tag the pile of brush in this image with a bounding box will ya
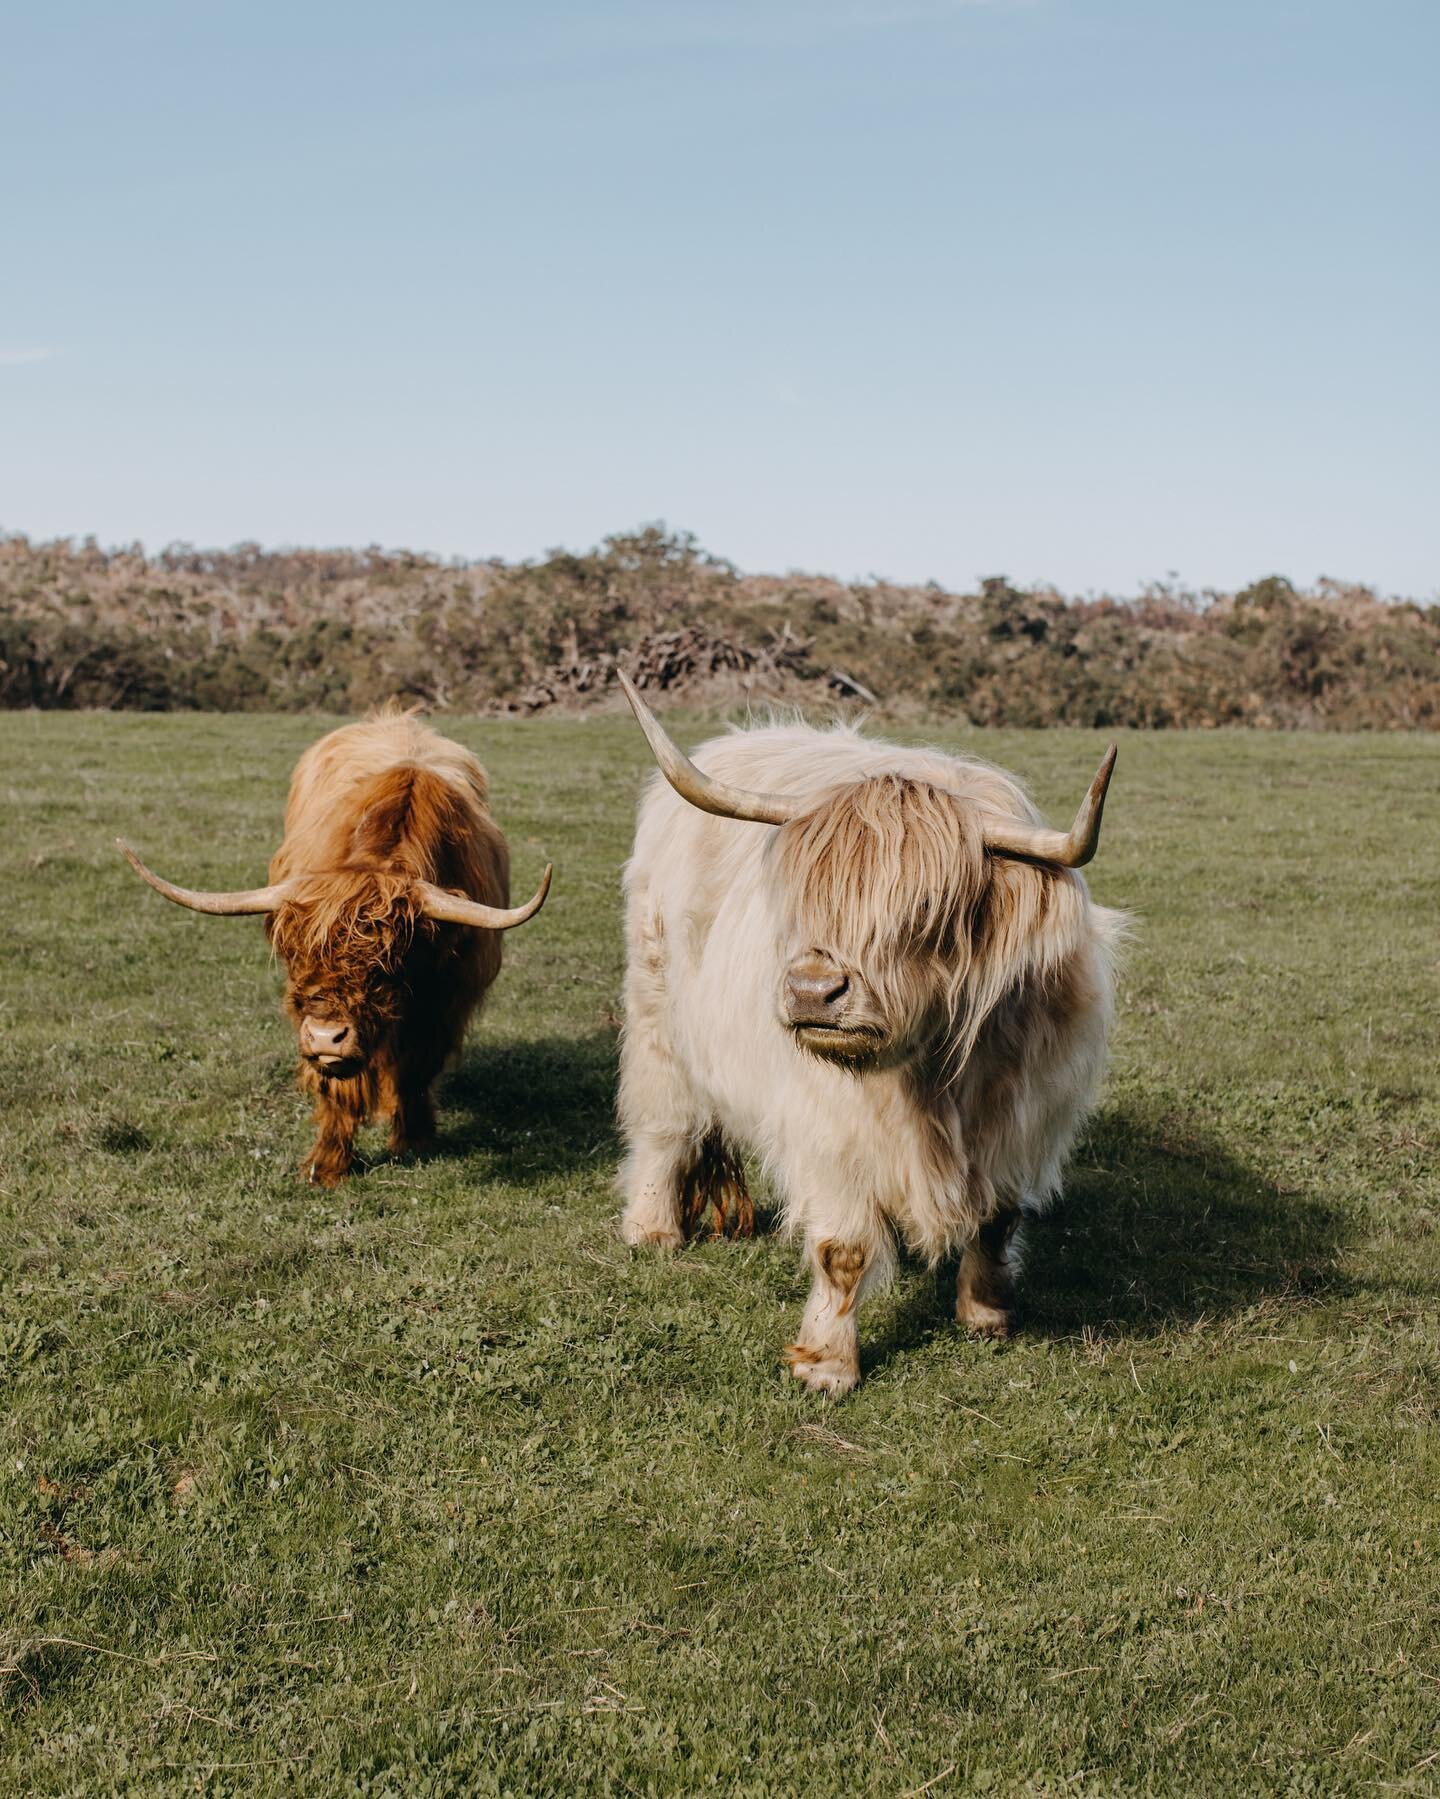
[508,621,835,713]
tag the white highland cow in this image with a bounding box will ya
[615,672,1125,1394]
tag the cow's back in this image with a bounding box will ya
[272,709,492,880]
[627,720,1050,941]
[677,723,1042,817]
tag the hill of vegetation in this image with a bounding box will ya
[2,526,1435,726]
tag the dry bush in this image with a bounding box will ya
[2,529,1436,727]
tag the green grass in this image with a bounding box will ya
[2,713,1439,1796]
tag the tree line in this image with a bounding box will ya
[2,526,1435,727]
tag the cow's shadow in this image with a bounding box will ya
[862,1106,1350,1371]
[434,1027,621,1177]
[432,1043,1350,1366]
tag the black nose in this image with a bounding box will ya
[785,959,850,1022]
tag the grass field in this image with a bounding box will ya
[3,712,1439,1796]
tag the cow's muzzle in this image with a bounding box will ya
[784,957,851,1025]
[299,1016,361,1072]
[784,956,884,1061]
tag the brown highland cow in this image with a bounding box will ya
[119,706,550,1184]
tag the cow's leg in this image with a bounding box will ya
[680,1130,754,1240]
[785,1227,891,1396]
[617,1032,702,1249]
[304,1080,365,1187]
[389,1082,437,1158]
[619,1121,702,1251]
[617,901,709,1251]
[956,1208,1020,1338]
[384,1045,442,1159]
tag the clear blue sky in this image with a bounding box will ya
[2,0,1435,594]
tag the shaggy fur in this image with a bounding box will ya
[264,706,510,1184]
[618,720,1126,1393]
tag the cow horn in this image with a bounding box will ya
[117,839,300,915]
[616,669,803,826]
[414,863,552,930]
[974,744,1118,868]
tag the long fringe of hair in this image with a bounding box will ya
[267,760,508,1005]
[778,774,1092,1073]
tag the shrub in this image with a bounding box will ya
[1,528,1435,726]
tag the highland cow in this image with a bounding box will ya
[615,671,1124,1393]
[119,707,550,1184]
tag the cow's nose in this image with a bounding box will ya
[784,958,850,1022]
[300,1017,351,1059]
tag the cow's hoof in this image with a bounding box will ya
[958,1299,1013,1340]
[784,1344,860,1396]
[389,1136,435,1161]
[620,1211,684,1252]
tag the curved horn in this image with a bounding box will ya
[616,668,802,826]
[414,863,552,931]
[117,839,299,915]
[974,744,1118,868]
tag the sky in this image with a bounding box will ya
[1,0,1435,595]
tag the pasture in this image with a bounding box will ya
[2,711,1438,1795]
